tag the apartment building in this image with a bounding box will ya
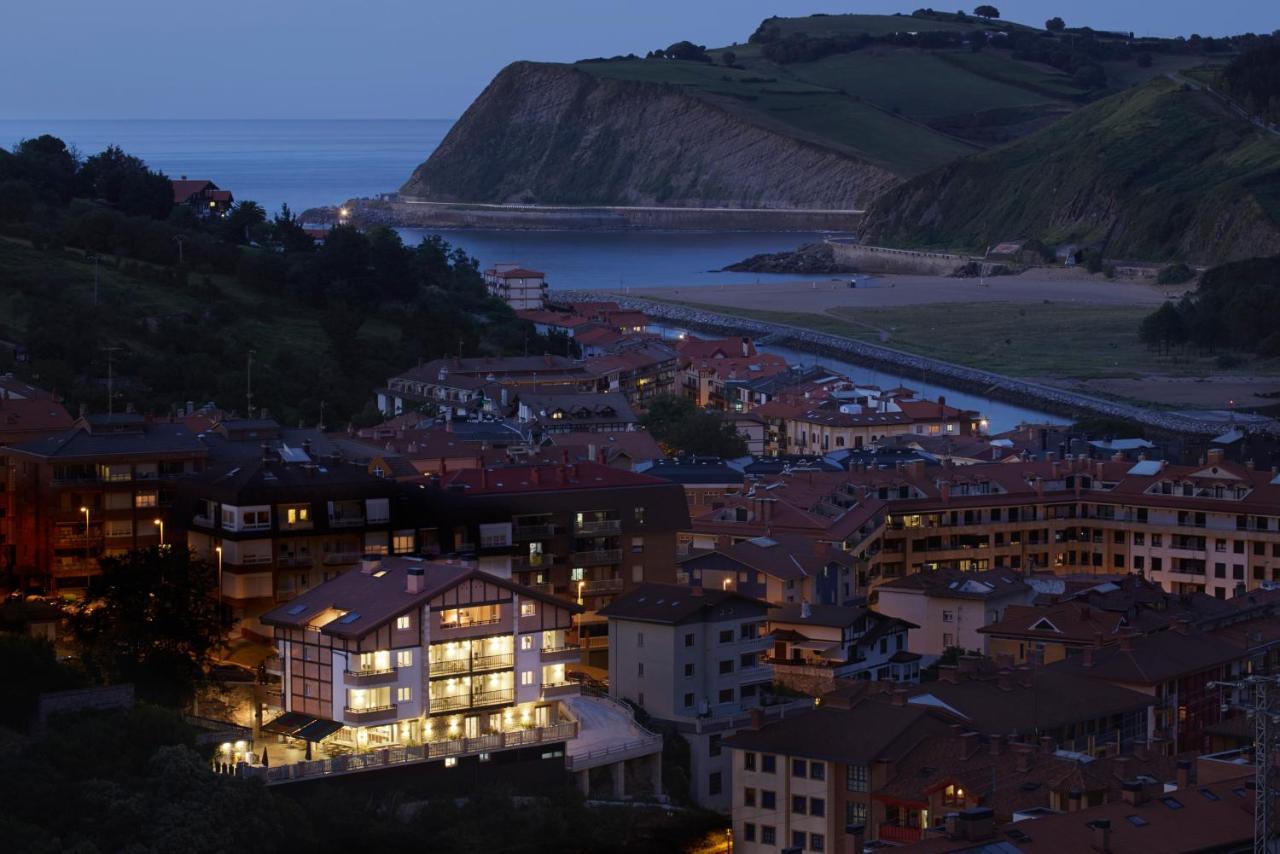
[377,356,595,418]
[261,556,580,758]
[765,603,920,692]
[582,340,678,410]
[599,582,776,810]
[4,413,207,591]
[678,533,861,606]
[874,568,1035,656]
[418,461,690,664]
[677,337,790,410]
[178,443,409,637]
[483,264,547,310]
[754,395,978,456]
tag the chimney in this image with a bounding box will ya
[812,538,826,557]
[1014,744,1034,772]
[957,731,980,758]
[800,601,812,620]
[1121,779,1147,806]
[1207,448,1225,465]
[940,482,950,503]
[1067,790,1083,812]
[959,807,994,842]
[891,688,909,707]
[406,563,424,594]
[988,734,1005,756]
[360,557,380,574]
[1090,819,1111,853]
[1176,758,1192,789]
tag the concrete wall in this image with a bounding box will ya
[828,240,969,275]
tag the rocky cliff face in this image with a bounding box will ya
[400,62,898,209]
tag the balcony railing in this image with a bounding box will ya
[344,668,399,685]
[343,704,398,723]
[429,657,471,676]
[878,825,924,844]
[580,577,624,595]
[470,688,514,708]
[439,616,502,630]
[428,688,514,713]
[514,524,559,541]
[429,694,471,713]
[328,516,366,528]
[471,652,514,672]
[575,519,621,535]
[322,551,363,565]
[571,549,622,566]
[277,556,315,569]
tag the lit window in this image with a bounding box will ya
[521,635,534,650]
[521,671,534,686]
[396,687,411,702]
[396,615,411,630]
[396,650,413,668]
[444,757,457,768]
[520,602,536,617]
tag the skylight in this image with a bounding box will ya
[337,612,362,624]
[1160,796,1183,810]
[286,604,308,615]
[1125,815,1149,827]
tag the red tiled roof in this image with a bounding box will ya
[489,268,544,279]
[171,179,215,203]
[444,459,666,494]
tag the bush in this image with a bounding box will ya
[1157,262,1196,284]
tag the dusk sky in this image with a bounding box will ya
[3,0,1275,119]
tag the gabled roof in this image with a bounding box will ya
[597,582,769,625]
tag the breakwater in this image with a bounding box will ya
[563,290,1277,437]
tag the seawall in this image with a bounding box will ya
[826,238,971,275]
[560,290,1279,437]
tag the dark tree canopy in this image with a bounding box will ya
[1046,16,1066,32]
[640,394,748,458]
[973,5,1000,19]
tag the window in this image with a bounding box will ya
[793,831,806,850]
[942,633,954,648]
[792,758,807,778]
[637,632,644,648]
[631,536,644,554]
[719,629,734,644]
[135,491,158,508]
[571,567,584,581]
[943,783,966,806]
[709,772,722,796]
[792,795,807,815]
[846,764,868,792]
[810,762,825,781]
[710,734,722,757]
[809,797,825,817]
[395,615,411,630]
[761,790,776,810]
[634,506,646,524]
[942,610,955,623]
[520,602,536,617]
[718,688,734,703]
[285,505,310,526]
[395,650,413,668]
[521,671,534,686]
[744,752,756,772]
[810,832,825,852]
[719,659,734,675]
[744,787,756,807]
[845,801,867,825]
[637,662,645,677]
[744,823,756,843]
[396,686,411,702]
[521,635,533,650]
[392,533,414,554]
[740,652,757,669]
[684,633,695,647]
[683,692,694,708]
[684,662,695,677]
[762,754,776,774]
[761,826,776,846]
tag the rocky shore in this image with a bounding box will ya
[721,242,856,274]
[560,290,1279,437]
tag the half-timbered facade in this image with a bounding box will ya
[261,556,582,753]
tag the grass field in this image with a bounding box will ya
[644,295,1280,382]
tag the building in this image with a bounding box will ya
[171,178,233,216]
[4,414,208,591]
[583,341,678,410]
[0,376,73,446]
[765,602,920,691]
[260,556,581,759]
[419,462,690,663]
[635,457,748,511]
[677,533,861,605]
[599,582,781,810]
[515,390,639,435]
[483,264,547,310]
[874,568,1035,656]
[178,440,411,638]
[758,395,979,456]
[377,356,595,418]
[677,337,790,410]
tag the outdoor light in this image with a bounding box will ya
[154,518,165,546]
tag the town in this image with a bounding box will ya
[3,251,1279,853]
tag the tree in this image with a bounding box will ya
[662,40,711,62]
[721,50,737,67]
[1046,16,1066,32]
[70,546,232,705]
[221,200,267,244]
[640,394,748,458]
[1139,302,1187,354]
[973,5,1000,19]
[77,145,173,219]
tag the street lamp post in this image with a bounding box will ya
[154,518,165,547]
[215,546,223,611]
[577,580,584,606]
[80,506,90,548]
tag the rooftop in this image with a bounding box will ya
[597,582,769,626]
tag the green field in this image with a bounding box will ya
[645,297,1279,382]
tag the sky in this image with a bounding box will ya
[2,0,1275,119]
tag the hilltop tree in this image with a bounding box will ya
[1139,302,1187,354]
[662,40,711,62]
[973,5,1000,19]
[77,145,173,219]
[721,50,737,67]
[1046,16,1066,32]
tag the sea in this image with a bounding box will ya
[0,118,1051,429]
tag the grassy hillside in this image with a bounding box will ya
[858,78,1280,262]
[569,12,1199,178]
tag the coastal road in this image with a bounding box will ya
[397,198,866,215]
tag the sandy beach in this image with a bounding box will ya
[614,267,1180,311]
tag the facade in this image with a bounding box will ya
[178,443,410,637]
[874,567,1035,656]
[677,337,790,410]
[516,390,639,435]
[377,356,594,418]
[756,395,978,457]
[599,582,776,810]
[483,264,547,310]
[4,414,207,590]
[765,603,920,692]
[419,462,690,664]
[261,557,580,756]
[678,533,861,606]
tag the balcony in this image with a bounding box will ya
[580,577,624,595]
[429,657,471,676]
[471,652,514,673]
[322,551,363,565]
[429,694,471,713]
[878,825,924,844]
[571,549,622,567]
[540,681,579,699]
[428,688,514,713]
[328,516,366,528]
[539,643,581,662]
[514,523,559,541]
[344,668,400,686]
[470,688,514,708]
[575,519,621,536]
[277,556,315,569]
[343,704,398,724]
[439,615,501,630]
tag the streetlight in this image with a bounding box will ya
[577,580,584,606]
[722,577,732,591]
[725,827,732,853]
[215,545,224,611]
[154,518,165,547]
[80,506,90,546]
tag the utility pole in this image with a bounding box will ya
[174,234,186,266]
[101,346,122,418]
[1211,675,1280,854]
[246,350,256,419]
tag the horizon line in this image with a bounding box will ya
[0,117,458,123]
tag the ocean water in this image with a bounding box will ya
[0,118,1051,428]
[0,118,452,215]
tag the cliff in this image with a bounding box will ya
[400,62,898,209]
[858,78,1280,264]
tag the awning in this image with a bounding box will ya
[262,711,342,741]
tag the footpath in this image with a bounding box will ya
[562,290,1280,437]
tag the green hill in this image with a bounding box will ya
[857,77,1280,263]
